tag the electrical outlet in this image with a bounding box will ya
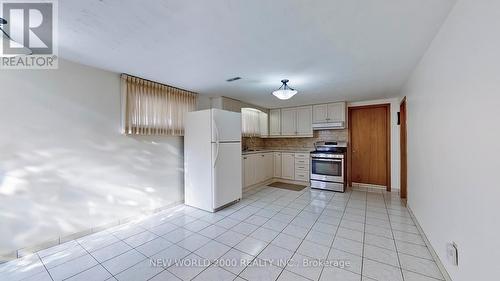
[447,242,459,266]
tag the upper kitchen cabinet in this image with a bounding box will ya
[312,104,328,123]
[328,102,346,123]
[247,106,313,138]
[296,106,313,135]
[281,108,297,136]
[269,109,281,136]
[259,111,269,137]
[281,106,313,137]
[312,102,346,129]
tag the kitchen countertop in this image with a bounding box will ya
[242,148,313,155]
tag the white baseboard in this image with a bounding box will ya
[0,200,184,263]
[352,182,386,189]
[407,206,452,281]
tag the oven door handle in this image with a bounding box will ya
[312,158,343,162]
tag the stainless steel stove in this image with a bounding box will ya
[310,141,347,192]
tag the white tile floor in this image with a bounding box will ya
[0,186,445,281]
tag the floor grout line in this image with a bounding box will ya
[272,189,337,281]
[36,252,55,281]
[317,189,353,280]
[74,239,116,281]
[150,186,315,281]
[360,188,368,279]
[235,187,321,280]
[385,191,407,281]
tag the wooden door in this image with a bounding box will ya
[296,106,313,135]
[281,108,297,135]
[349,105,390,189]
[400,98,407,199]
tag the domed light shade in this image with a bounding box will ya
[272,79,298,100]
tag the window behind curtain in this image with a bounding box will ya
[121,74,197,136]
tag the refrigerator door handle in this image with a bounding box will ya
[214,121,220,167]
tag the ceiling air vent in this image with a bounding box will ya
[226,77,241,82]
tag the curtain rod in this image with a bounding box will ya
[121,73,198,95]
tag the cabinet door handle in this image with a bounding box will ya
[243,157,247,159]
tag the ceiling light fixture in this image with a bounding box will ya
[0,17,32,57]
[272,79,298,100]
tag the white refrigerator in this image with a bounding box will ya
[184,109,242,212]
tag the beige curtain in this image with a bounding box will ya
[121,74,197,136]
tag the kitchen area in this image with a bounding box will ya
[185,95,395,212]
[235,98,349,193]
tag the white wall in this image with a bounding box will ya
[0,60,185,256]
[348,98,401,190]
[400,0,500,280]
[196,95,212,110]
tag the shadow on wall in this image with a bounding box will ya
[0,63,185,256]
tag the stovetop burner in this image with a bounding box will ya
[312,141,348,153]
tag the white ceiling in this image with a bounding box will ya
[59,0,455,108]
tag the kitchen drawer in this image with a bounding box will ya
[295,171,309,182]
[295,164,309,171]
[295,158,309,165]
[295,153,309,159]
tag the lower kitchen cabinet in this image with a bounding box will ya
[294,153,310,182]
[243,151,310,188]
[281,153,295,180]
[243,152,274,188]
[274,152,282,178]
[255,153,273,183]
[264,153,274,180]
[243,154,257,187]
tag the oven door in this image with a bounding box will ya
[311,157,344,183]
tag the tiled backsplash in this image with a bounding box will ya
[243,129,348,150]
[242,136,265,150]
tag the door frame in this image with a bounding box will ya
[400,97,407,199]
[348,104,391,191]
